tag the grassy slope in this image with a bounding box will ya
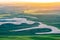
[0,35,60,40]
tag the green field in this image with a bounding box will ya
[0,35,60,40]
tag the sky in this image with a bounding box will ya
[0,0,60,14]
[0,0,60,3]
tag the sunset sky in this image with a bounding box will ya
[0,0,60,14]
[0,0,60,3]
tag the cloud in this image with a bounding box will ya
[11,18,60,34]
[0,18,35,25]
[0,17,60,34]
